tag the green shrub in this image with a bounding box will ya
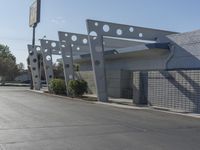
[49,79,66,95]
[67,80,88,97]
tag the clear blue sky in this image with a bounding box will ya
[0,0,200,67]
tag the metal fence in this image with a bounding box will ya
[76,69,200,113]
[133,70,200,113]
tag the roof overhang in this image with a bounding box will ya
[74,42,170,63]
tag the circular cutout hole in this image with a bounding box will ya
[45,41,48,44]
[51,42,56,47]
[83,38,88,44]
[61,44,65,48]
[29,50,34,55]
[71,44,74,47]
[65,33,68,37]
[77,47,80,51]
[32,67,36,71]
[44,49,48,53]
[139,33,143,37]
[103,24,110,32]
[94,22,99,26]
[89,31,98,40]
[36,47,40,51]
[35,75,38,78]
[59,51,62,54]
[89,31,97,36]
[49,75,52,78]
[33,58,37,63]
[71,35,77,41]
[116,29,123,35]
[93,37,97,40]
[129,27,134,32]
[46,55,51,61]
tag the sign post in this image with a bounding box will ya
[29,0,41,47]
[29,0,41,89]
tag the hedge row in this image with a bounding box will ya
[49,79,88,97]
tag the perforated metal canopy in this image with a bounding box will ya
[85,19,177,102]
[28,19,177,102]
[58,31,152,55]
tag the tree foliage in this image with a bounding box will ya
[17,62,25,71]
[53,62,64,79]
[0,44,19,81]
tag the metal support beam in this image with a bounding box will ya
[27,45,41,90]
[86,19,176,102]
[58,32,92,82]
[59,42,74,84]
[40,39,74,93]
[40,40,58,89]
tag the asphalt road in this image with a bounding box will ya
[0,87,200,150]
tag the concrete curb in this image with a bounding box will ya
[151,108,200,119]
[95,102,148,110]
[27,89,96,104]
[27,89,200,119]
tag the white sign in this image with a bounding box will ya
[29,0,40,27]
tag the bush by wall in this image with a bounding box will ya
[68,80,88,97]
[49,79,66,95]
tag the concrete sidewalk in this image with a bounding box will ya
[31,89,200,119]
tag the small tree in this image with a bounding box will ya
[17,62,25,71]
[0,44,19,83]
[53,62,64,79]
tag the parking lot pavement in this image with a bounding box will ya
[0,86,200,150]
